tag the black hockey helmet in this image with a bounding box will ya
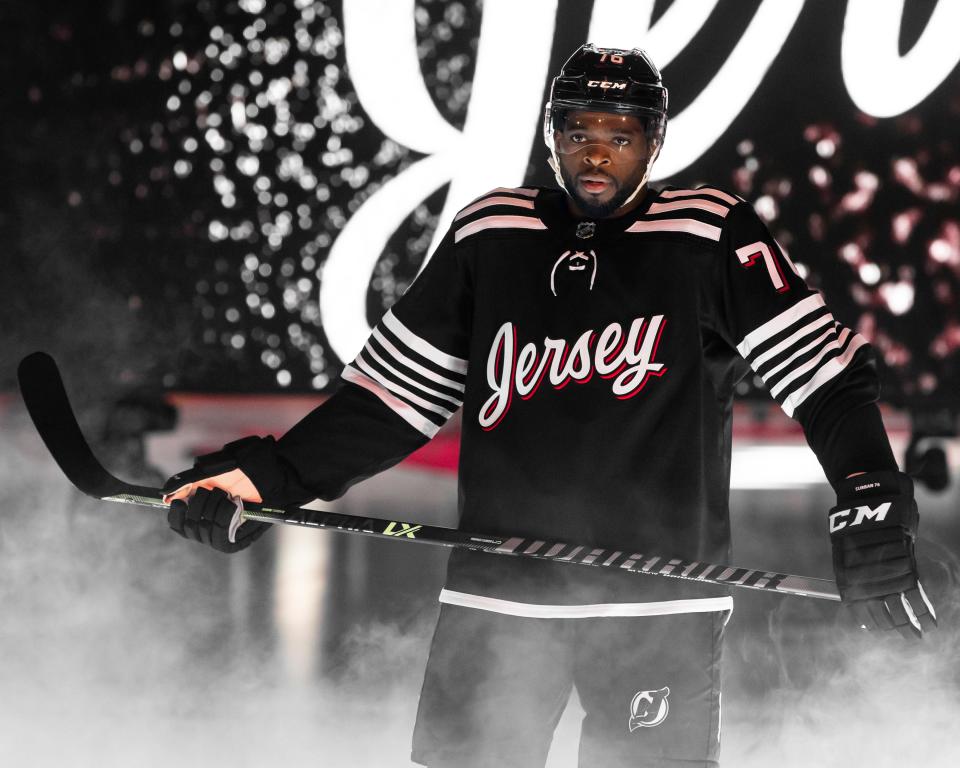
[544,44,668,195]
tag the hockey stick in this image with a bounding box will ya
[17,351,841,601]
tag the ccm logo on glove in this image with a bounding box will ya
[828,502,892,533]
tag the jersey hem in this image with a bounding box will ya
[438,588,734,619]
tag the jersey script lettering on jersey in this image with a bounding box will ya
[479,316,668,430]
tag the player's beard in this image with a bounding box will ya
[559,161,648,219]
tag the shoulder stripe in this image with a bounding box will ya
[660,187,742,206]
[454,214,548,244]
[647,198,732,218]
[736,294,826,358]
[469,186,540,202]
[780,334,869,417]
[625,218,722,241]
[382,310,469,374]
[342,366,441,438]
[454,195,537,222]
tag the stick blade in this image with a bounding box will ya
[18,351,130,499]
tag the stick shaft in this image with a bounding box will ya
[238,504,840,600]
[102,491,838,599]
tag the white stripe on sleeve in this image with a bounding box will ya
[750,313,835,370]
[769,328,852,399]
[342,366,441,438]
[382,310,469,374]
[757,326,839,384]
[353,354,455,419]
[372,327,466,392]
[780,334,869,416]
[736,294,826,358]
[361,342,463,407]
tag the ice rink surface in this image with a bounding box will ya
[1,394,958,767]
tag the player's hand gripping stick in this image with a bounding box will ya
[163,437,270,553]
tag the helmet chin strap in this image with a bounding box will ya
[547,154,569,195]
[549,141,662,217]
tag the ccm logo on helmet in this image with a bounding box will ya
[587,80,627,90]
[829,502,892,533]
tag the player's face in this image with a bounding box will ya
[553,111,650,218]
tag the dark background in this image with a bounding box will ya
[3,0,958,413]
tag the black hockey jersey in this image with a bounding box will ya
[266,185,897,612]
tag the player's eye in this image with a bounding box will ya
[613,136,631,147]
[568,133,587,143]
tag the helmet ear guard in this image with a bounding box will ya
[544,44,668,204]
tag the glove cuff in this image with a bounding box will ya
[215,436,316,506]
[829,470,917,537]
[834,469,911,503]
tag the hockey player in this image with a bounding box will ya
[164,45,936,767]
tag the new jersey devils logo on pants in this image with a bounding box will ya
[629,686,671,730]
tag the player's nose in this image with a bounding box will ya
[582,147,612,167]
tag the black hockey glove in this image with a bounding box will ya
[829,470,937,639]
[164,437,272,554]
[167,486,268,554]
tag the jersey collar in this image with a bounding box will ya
[534,185,660,240]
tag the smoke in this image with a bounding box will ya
[3,399,959,767]
[0,401,435,767]
[724,641,960,766]
[722,612,960,766]
[721,500,960,768]
[0,396,583,768]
